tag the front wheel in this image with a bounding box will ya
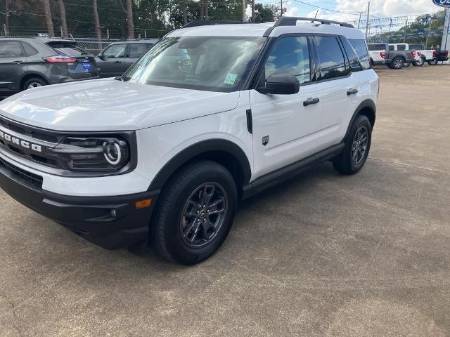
[413,57,425,67]
[333,115,372,175]
[151,161,237,265]
[22,77,47,90]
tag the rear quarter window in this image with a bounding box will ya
[348,39,371,70]
[22,42,39,56]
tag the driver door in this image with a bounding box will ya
[250,35,324,178]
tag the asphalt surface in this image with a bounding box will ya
[1,65,450,337]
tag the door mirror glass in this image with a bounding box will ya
[259,74,300,95]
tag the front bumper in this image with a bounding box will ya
[0,157,157,249]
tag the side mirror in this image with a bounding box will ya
[98,54,106,61]
[258,74,300,95]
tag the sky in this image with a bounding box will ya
[258,0,443,21]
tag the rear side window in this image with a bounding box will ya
[409,44,424,50]
[22,42,38,56]
[389,45,395,51]
[127,43,151,58]
[47,41,88,57]
[314,36,348,80]
[397,45,406,51]
[341,38,362,71]
[348,39,371,70]
[264,36,311,85]
[0,41,23,58]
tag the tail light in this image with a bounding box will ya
[380,52,387,59]
[45,56,77,64]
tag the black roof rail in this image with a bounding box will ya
[183,20,252,28]
[275,16,354,29]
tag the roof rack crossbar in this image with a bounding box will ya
[274,16,354,29]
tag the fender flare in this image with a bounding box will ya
[344,99,377,141]
[148,139,252,192]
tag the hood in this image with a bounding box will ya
[0,78,240,131]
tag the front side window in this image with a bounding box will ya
[127,43,151,58]
[264,36,311,85]
[349,39,371,70]
[314,36,348,80]
[0,41,23,58]
[103,44,127,58]
[124,36,265,92]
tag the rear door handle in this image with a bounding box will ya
[347,88,359,96]
[303,97,320,107]
[12,60,23,64]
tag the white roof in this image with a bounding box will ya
[168,20,364,40]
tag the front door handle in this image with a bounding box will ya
[347,88,359,96]
[303,97,320,107]
[12,60,23,64]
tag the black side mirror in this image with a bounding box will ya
[258,74,300,95]
[98,54,106,61]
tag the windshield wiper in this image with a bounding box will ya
[115,74,131,82]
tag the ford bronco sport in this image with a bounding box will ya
[0,17,379,265]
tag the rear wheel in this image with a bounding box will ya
[151,161,238,265]
[389,57,404,69]
[333,115,372,175]
[22,77,47,90]
[413,57,425,67]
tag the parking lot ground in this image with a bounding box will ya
[1,65,450,337]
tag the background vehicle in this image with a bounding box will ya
[0,18,378,265]
[96,39,158,77]
[391,43,449,65]
[0,38,98,96]
[368,43,414,69]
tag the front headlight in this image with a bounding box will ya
[50,136,132,173]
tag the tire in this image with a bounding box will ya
[414,57,425,67]
[22,77,47,90]
[151,161,238,265]
[333,115,372,175]
[389,57,404,69]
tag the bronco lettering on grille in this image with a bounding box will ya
[0,130,43,153]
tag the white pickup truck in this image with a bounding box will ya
[389,43,448,66]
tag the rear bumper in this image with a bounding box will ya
[0,158,157,249]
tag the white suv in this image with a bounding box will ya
[0,18,379,265]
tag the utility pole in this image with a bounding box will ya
[403,17,409,43]
[441,8,450,51]
[365,1,370,40]
[357,12,362,30]
[280,0,283,17]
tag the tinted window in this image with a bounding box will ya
[103,44,127,58]
[397,45,406,51]
[0,41,23,58]
[389,45,395,51]
[349,39,371,70]
[128,43,151,58]
[314,36,348,80]
[368,44,387,51]
[409,44,424,50]
[22,42,38,56]
[264,36,311,84]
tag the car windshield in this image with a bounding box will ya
[123,36,266,92]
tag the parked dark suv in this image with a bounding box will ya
[0,38,98,95]
[96,40,158,77]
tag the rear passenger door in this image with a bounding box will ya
[0,40,26,92]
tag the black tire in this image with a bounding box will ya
[22,77,47,90]
[333,115,372,175]
[151,161,238,265]
[413,57,425,67]
[389,57,404,69]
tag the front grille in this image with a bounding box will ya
[0,157,43,190]
[0,115,61,169]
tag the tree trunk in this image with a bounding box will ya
[42,0,54,37]
[126,0,134,40]
[58,0,68,37]
[93,0,102,50]
[4,0,10,36]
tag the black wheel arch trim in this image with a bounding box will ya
[148,139,252,192]
[344,99,376,141]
